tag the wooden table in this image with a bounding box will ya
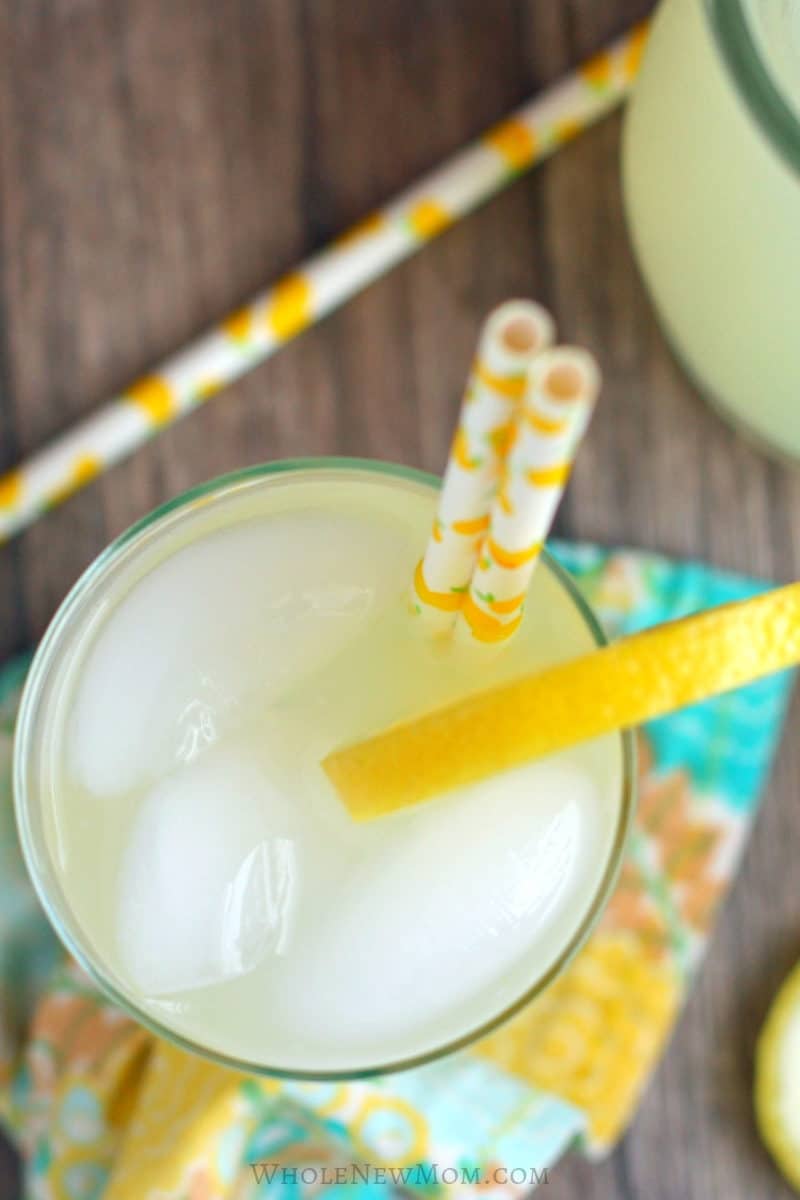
[2,2,800,1196]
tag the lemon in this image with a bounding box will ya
[324,581,800,820]
[756,962,800,1192]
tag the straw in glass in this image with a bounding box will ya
[411,302,555,633]
[458,347,600,644]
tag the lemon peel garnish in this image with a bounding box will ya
[324,582,800,820]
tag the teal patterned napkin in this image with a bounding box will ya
[0,545,794,1199]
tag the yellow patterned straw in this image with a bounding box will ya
[459,347,599,644]
[412,301,555,633]
[0,22,648,546]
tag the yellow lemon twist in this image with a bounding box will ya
[325,582,800,820]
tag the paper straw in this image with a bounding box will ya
[458,347,600,644]
[411,301,555,633]
[0,21,647,546]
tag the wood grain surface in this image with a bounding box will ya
[2,2,800,1197]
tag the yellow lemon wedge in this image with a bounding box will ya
[756,961,800,1192]
[323,581,800,820]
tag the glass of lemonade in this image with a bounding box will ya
[14,459,635,1078]
[622,0,800,459]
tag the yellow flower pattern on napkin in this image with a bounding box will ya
[476,934,679,1148]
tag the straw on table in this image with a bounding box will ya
[0,21,648,546]
[412,301,555,633]
[458,347,600,644]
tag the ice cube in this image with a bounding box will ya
[70,510,408,798]
[270,758,606,1055]
[116,745,304,996]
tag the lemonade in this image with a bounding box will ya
[622,0,800,457]
[15,461,631,1076]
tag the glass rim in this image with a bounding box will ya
[704,0,800,175]
[14,456,637,1081]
